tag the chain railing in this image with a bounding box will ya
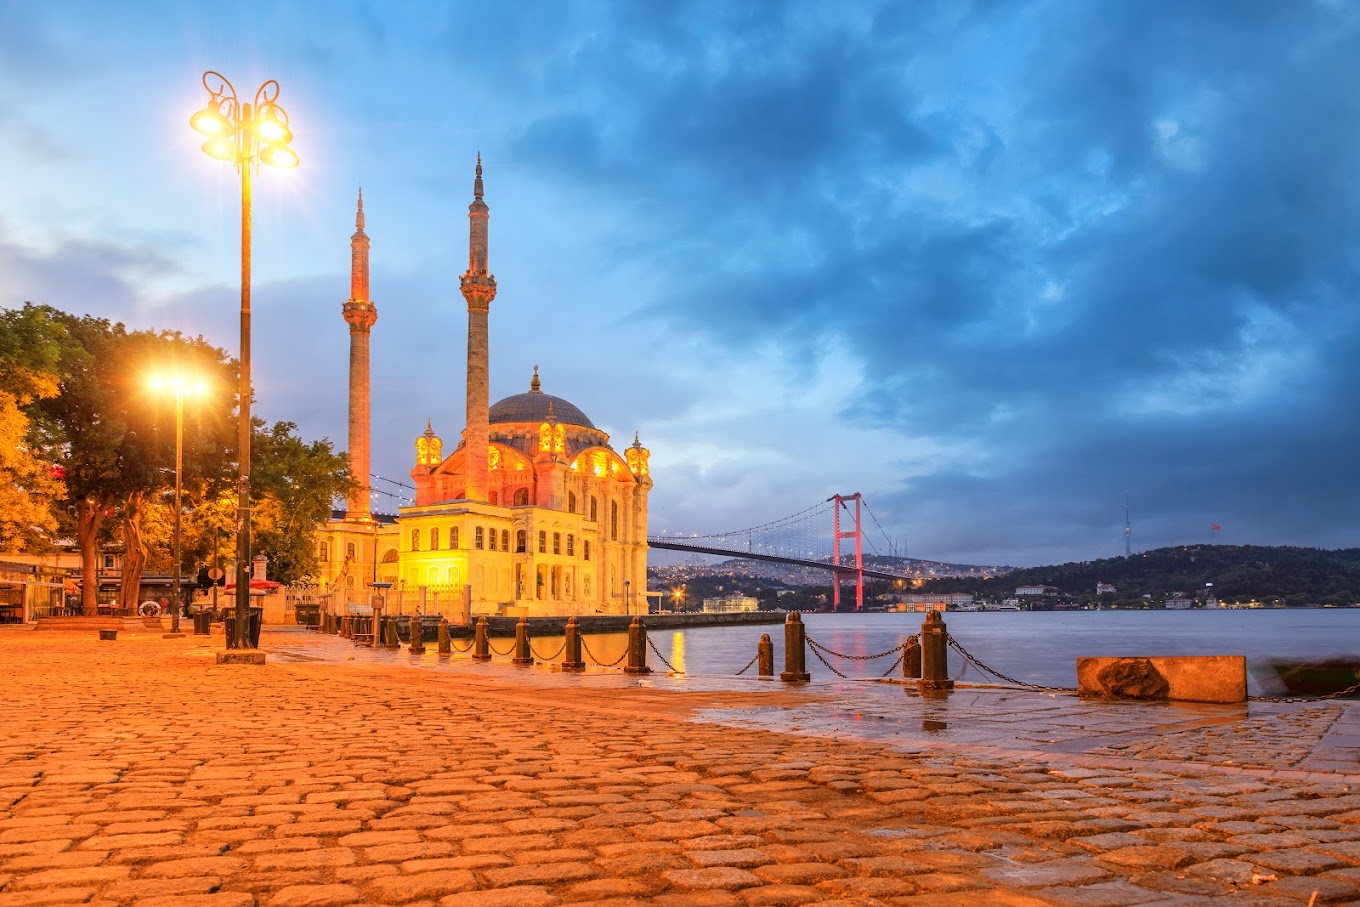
[804,635,910,680]
[945,632,1078,692]
[486,637,517,657]
[530,638,567,662]
[579,633,629,668]
[646,636,683,674]
[734,653,761,676]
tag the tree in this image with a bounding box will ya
[36,314,234,614]
[0,305,70,549]
[250,421,353,586]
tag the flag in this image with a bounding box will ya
[1211,524,1221,531]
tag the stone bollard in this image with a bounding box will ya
[624,616,651,675]
[757,633,774,678]
[98,629,117,641]
[409,614,425,654]
[384,614,400,649]
[903,636,921,679]
[780,612,811,682]
[339,615,351,639]
[371,608,382,649]
[472,616,491,661]
[512,616,533,665]
[561,616,585,671]
[437,617,451,655]
[918,611,954,693]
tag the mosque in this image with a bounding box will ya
[314,160,652,617]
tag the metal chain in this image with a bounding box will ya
[807,636,903,662]
[486,638,516,657]
[734,653,760,676]
[1249,676,1360,704]
[807,640,850,678]
[946,633,1078,692]
[530,639,567,662]
[879,653,905,678]
[579,634,628,668]
[646,636,683,674]
[448,639,473,654]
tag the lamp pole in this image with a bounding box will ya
[624,579,631,616]
[172,385,185,634]
[190,72,298,649]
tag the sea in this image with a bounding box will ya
[621,609,1360,695]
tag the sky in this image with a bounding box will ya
[2,0,1359,569]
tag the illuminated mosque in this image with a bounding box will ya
[315,160,652,616]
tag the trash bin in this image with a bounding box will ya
[192,611,212,636]
[294,603,320,627]
[223,607,264,649]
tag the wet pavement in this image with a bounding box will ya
[2,624,1359,906]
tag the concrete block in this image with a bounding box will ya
[1077,655,1246,704]
[215,651,267,665]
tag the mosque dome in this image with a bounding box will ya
[488,367,596,429]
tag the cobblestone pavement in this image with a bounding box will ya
[2,626,1359,906]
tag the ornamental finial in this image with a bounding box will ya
[529,365,541,394]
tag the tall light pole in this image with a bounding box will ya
[150,375,201,635]
[190,72,298,649]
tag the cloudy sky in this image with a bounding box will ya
[2,0,1358,568]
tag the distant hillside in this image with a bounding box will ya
[920,545,1360,605]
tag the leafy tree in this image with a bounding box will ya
[36,314,234,614]
[250,420,353,586]
[0,305,70,549]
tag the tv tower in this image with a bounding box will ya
[1124,493,1132,558]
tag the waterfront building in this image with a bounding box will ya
[317,163,652,617]
[702,594,759,614]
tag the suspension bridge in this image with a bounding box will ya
[648,493,907,610]
[369,477,900,610]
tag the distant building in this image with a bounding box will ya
[1096,582,1116,595]
[1015,585,1057,597]
[1165,593,1194,610]
[702,594,758,613]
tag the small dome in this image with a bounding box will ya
[489,367,595,428]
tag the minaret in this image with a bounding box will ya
[460,155,497,502]
[342,188,377,522]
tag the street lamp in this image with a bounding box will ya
[190,71,298,649]
[150,375,203,635]
[624,579,631,616]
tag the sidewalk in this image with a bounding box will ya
[1,625,1358,906]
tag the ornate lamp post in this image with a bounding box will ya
[150,375,202,635]
[189,72,298,649]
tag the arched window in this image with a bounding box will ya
[450,527,459,549]
[515,530,526,553]
[489,491,499,505]
[552,532,561,555]
[566,534,575,557]
[488,529,497,551]
[501,529,510,551]
[610,501,618,540]
[514,487,529,506]
[583,541,591,562]
[346,543,356,560]
[475,527,485,550]
[318,542,329,562]
[411,529,420,551]
[538,531,547,554]
[568,491,577,513]
[589,497,598,522]
[430,528,440,550]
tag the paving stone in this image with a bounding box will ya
[362,870,478,901]
[266,884,364,906]
[663,866,763,889]
[1247,847,1347,874]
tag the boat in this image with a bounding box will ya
[1268,659,1360,697]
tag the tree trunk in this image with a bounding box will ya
[75,498,105,616]
[120,491,147,615]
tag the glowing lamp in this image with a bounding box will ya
[201,136,237,162]
[258,143,299,168]
[190,106,231,136]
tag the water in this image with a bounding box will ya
[634,609,1360,694]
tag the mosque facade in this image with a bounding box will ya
[315,161,651,617]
